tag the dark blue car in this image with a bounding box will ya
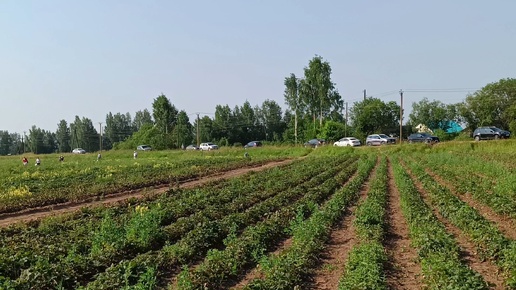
[304,138,325,148]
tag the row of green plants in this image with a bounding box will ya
[0,147,309,214]
[391,158,488,289]
[0,155,343,289]
[403,158,516,288]
[84,155,358,289]
[238,155,376,289]
[338,157,388,289]
[412,151,516,218]
[171,156,362,289]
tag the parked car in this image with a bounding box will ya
[472,126,511,141]
[365,134,396,146]
[244,141,262,148]
[136,145,152,151]
[185,144,199,150]
[334,137,361,147]
[199,142,219,151]
[407,133,440,144]
[72,148,86,154]
[304,138,326,148]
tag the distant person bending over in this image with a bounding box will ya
[35,157,41,166]
[59,155,64,162]
[22,157,28,166]
[97,153,102,161]
[133,151,138,159]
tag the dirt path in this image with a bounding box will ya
[0,159,294,227]
[308,157,379,289]
[384,159,424,289]
[424,167,516,241]
[401,161,505,289]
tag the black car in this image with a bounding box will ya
[304,138,325,148]
[472,126,511,141]
[407,133,440,144]
[244,141,262,148]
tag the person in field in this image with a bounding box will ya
[59,155,64,162]
[97,153,102,161]
[35,157,41,166]
[22,157,28,166]
[133,151,138,159]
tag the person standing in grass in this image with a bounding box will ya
[97,153,102,161]
[22,157,28,166]
[35,157,41,166]
[133,151,138,159]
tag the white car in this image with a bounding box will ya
[334,137,361,147]
[137,145,152,151]
[72,148,86,154]
[199,142,219,151]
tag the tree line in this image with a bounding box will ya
[1,56,515,155]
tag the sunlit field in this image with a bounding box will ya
[0,140,515,289]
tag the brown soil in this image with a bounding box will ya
[308,157,379,289]
[401,160,505,290]
[424,168,516,241]
[0,159,294,227]
[384,158,424,289]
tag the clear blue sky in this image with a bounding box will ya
[1,0,515,134]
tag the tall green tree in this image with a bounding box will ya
[133,109,153,131]
[172,110,193,148]
[240,101,258,142]
[55,120,71,153]
[0,131,11,155]
[212,105,234,144]
[350,98,400,139]
[194,116,214,144]
[299,56,343,128]
[284,73,302,144]
[28,126,45,154]
[105,112,134,147]
[70,116,99,152]
[256,99,285,142]
[152,94,178,136]
[459,78,516,132]
[409,98,460,132]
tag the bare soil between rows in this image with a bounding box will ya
[384,158,423,289]
[308,157,379,289]
[0,159,294,227]
[400,160,505,289]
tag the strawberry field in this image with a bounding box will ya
[0,141,515,289]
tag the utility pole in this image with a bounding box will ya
[399,89,403,144]
[363,89,366,100]
[345,102,348,137]
[196,113,200,146]
[98,122,103,151]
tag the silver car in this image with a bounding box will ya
[137,145,152,151]
[72,148,86,154]
[365,134,396,146]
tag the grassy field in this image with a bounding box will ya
[0,140,515,289]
